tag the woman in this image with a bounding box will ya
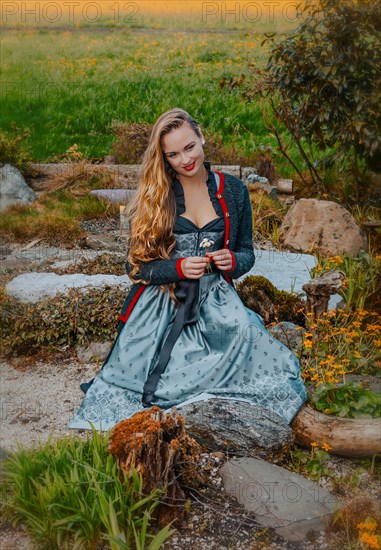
[69,108,307,431]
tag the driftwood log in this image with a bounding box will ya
[302,270,346,319]
[292,405,381,457]
[275,178,294,194]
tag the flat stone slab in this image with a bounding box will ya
[177,398,293,460]
[220,457,340,543]
[241,248,342,310]
[5,272,131,303]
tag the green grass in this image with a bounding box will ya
[0,27,304,177]
[1,426,175,550]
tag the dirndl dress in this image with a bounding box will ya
[68,215,307,431]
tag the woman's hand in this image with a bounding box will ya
[205,249,233,271]
[180,256,211,279]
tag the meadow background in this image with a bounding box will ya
[1,0,302,174]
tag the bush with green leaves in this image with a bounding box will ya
[0,123,32,173]
[0,285,127,356]
[256,0,381,194]
[1,426,174,549]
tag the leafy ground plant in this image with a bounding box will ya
[1,426,174,550]
[288,442,332,481]
[310,382,381,419]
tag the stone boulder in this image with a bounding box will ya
[5,272,131,303]
[0,164,36,212]
[279,198,367,256]
[177,398,293,461]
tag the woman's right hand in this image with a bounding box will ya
[180,256,210,279]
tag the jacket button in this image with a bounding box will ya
[226,240,229,245]
[225,212,230,217]
[217,193,222,199]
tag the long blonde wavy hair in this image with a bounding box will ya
[125,108,203,305]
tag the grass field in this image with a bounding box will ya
[0,2,305,174]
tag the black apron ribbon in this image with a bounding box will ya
[142,278,200,407]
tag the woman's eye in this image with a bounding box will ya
[186,145,195,150]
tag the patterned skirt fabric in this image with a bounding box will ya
[69,270,307,430]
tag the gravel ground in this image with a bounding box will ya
[1,356,380,550]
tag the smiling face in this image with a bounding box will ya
[161,121,205,179]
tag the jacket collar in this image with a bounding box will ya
[172,160,216,215]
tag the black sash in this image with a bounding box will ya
[141,278,200,407]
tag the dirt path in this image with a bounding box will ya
[0,356,99,452]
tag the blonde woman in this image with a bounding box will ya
[69,108,306,430]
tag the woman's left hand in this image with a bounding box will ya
[205,248,233,271]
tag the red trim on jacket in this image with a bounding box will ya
[214,171,234,287]
[119,284,146,323]
[215,172,231,249]
[176,257,186,279]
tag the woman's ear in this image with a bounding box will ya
[198,128,205,145]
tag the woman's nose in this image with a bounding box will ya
[180,152,191,163]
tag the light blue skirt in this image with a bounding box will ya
[68,272,307,430]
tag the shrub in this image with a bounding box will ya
[1,286,127,356]
[0,124,32,173]
[255,0,381,196]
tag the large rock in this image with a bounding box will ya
[220,457,340,543]
[279,198,367,256]
[5,272,131,303]
[0,164,36,212]
[177,398,293,460]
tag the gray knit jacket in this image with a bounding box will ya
[117,161,255,328]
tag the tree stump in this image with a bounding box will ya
[292,405,381,457]
[108,406,203,525]
[302,270,346,320]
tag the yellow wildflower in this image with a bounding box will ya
[359,532,380,550]
[357,521,378,532]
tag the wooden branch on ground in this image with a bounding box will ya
[292,405,381,457]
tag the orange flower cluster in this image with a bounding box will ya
[357,519,381,550]
[301,309,381,387]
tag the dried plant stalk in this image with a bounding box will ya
[108,406,204,525]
